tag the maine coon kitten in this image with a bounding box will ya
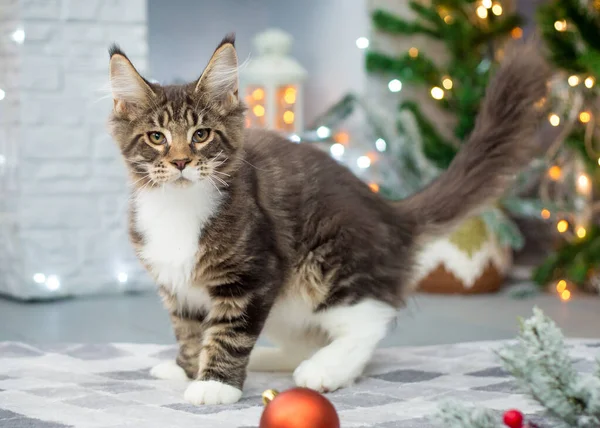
[107,34,548,405]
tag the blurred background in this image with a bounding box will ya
[0,0,598,344]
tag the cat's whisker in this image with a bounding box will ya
[212,170,230,177]
[129,174,151,188]
[211,150,224,162]
[236,156,267,171]
[212,157,229,168]
[211,174,229,187]
[206,176,222,195]
[132,175,156,196]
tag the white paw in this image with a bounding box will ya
[150,361,189,381]
[184,380,243,405]
[293,359,354,393]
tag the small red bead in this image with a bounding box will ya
[503,409,524,428]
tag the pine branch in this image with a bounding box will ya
[399,100,458,169]
[437,310,600,427]
[532,226,600,287]
[481,208,525,250]
[365,51,442,86]
[371,8,441,39]
[563,0,600,52]
[501,197,562,219]
[434,401,503,428]
[578,50,600,81]
[537,2,583,73]
[409,0,447,30]
[497,308,600,427]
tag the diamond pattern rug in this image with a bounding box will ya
[1,340,598,427]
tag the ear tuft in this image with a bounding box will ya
[195,34,239,109]
[218,33,236,49]
[109,47,154,111]
[108,43,126,59]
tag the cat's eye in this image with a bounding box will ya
[192,128,211,144]
[147,131,166,145]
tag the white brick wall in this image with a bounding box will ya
[0,0,151,300]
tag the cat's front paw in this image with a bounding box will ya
[184,380,242,405]
[150,361,189,381]
[293,359,353,393]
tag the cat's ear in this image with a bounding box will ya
[195,34,239,109]
[108,44,155,114]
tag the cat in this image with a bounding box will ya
[106,34,548,405]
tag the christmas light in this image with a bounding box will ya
[443,15,453,24]
[585,76,595,88]
[556,280,567,293]
[548,113,560,127]
[534,97,547,109]
[442,77,453,90]
[554,20,567,31]
[577,174,590,193]
[283,111,295,124]
[316,126,331,139]
[117,272,128,283]
[33,273,46,284]
[355,37,369,49]
[388,79,402,92]
[560,289,571,301]
[369,183,380,193]
[253,105,265,117]
[541,209,551,219]
[476,5,488,18]
[430,86,444,100]
[289,134,301,143]
[598,157,600,166]
[408,47,419,58]
[375,138,387,152]
[491,3,503,15]
[511,27,523,39]
[334,132,349,144]
[330,143,345,158]
[357,156,371,169]
[579,111,591,123]
[576,227,587,239]
[0,89,5,101]
[11,27,25,44]
[482,0,492,8]
[284,87,296,104]
[568,75,580,86]
[252,88,264,100]
[46,275,60,291]
[557,220,569,233]
[548,165,562,180]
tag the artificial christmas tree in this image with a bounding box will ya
[364,0,526,293]
[532,0,600,296]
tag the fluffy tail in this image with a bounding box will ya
[398,43,550,239]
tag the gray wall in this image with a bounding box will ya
[148,0,368,126]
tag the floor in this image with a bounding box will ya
[1,288,599,346]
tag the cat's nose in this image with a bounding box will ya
[171,159,191,171]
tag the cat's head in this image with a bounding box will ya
[107,34,245,189]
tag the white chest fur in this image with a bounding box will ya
[134,181,222,311]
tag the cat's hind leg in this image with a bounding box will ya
[293,299,396,392]
[247,346,308,372]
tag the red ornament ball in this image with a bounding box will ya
[259,387,340,428]
[503,409,524,428]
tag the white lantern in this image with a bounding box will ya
[240,28,307,134]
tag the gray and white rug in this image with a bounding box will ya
[1,340,598,427]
